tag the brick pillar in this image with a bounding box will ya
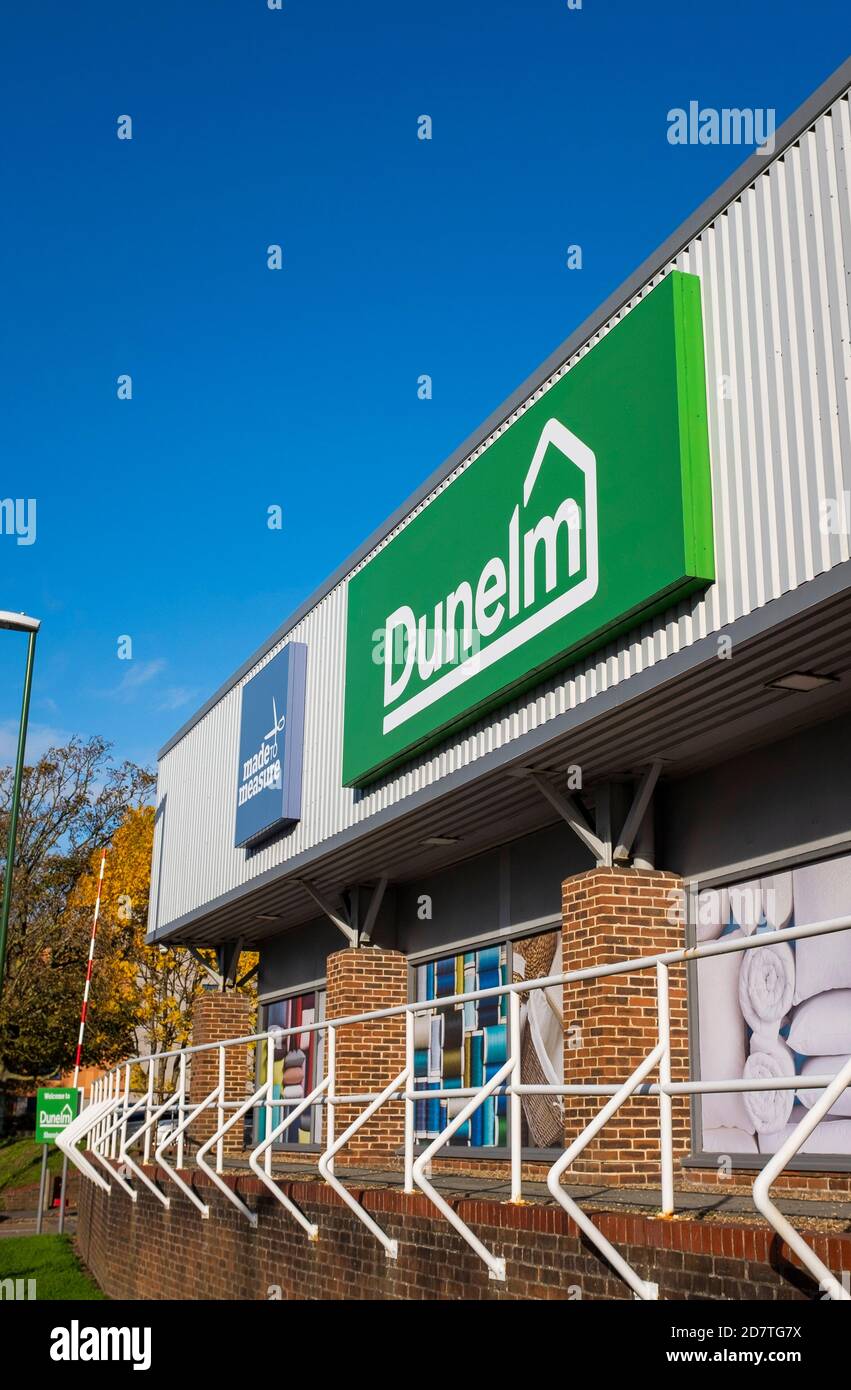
[188,990,253,1154]
[562,867,689,1183]
[325,947,407,1163]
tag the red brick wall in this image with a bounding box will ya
[189,991,253,1153]
[562,867,689,1182]
[325,947,407,1160]
[77,1166,851,1301]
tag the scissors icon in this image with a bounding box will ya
[265,696,287,746]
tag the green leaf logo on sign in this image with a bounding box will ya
[343,271,714,785]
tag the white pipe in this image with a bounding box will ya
[753,1054,851,1301]
[509,990,523,1203]
[56,1098,114,1195]
[143,1059,155,1165]
[264,1033,274,1179]
[154,1088,218,1218]
[404,1011,415,1195]
[412,1055,516,1281]
[120,1092,176,1208]
[177,1054,186,1171]
[101,913,851,1076]
[318,1064,410,1260]
[248,1076,329,1238]
[547,1044,665,1301]
[216,1046,225,1175]
[196,1084,265,1227]
[656,962,674,1217]
[325,1026,335,1178]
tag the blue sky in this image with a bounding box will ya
[0,1,846,773]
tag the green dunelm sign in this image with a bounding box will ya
[36,1087,79,1145]
[343,271,714,786]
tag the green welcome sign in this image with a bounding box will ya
[343,271,714,786]
[36,1087,79,1145]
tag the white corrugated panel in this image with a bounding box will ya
[150,94,851,933]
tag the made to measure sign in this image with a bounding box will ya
[36,1087,79,1145]
[234,642,308,848]
[343,271,714,785]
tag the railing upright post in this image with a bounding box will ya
[326,1026,336,1178]
[509,990,523,1203]
[404,1010,415,1194]
[656,961,675,1217]
[120,1063,130,1158]
[265,1032,275,1177]
[143,1059,155,1164]
[217,1045,225,1174]
[177,1053,186,1171]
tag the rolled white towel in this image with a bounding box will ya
[758,1106,851,1154]
[742,1036,796,1133]
[797,1055,851,1117]
[738,937,795,1033]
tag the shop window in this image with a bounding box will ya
[513,930,564,1149]
[259,990,326,1146]
[693,848,851,1162]
[413,931,564,1151]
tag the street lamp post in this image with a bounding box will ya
[0,611,41,997]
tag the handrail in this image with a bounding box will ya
[753,1054,851,1301]
[248,1075,330,1239]
[56,1098,114,1195]
[154,1086,219,1217]
[317,1026,409,1259]
[87,1093,138,1201]
[67,909,851,1299]
[120,1092,177,1209]
[547,1043,665,1301]
[410,993,523,1281]
[195,1074,265,1227]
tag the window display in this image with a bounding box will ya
[260,990,325,1146]
[695,851,851,1159]
[414,932,565,1150]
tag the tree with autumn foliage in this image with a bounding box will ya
[66,806,257,1075]
[1,735,256,1091]
[0,737,153,1085]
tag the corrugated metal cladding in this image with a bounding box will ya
[150,90,851,936]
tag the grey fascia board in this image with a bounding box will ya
[158,56,851,763]
[147,556,851,944]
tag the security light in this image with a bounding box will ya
[766,671,838,693]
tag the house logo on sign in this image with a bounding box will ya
[381,418,599,734]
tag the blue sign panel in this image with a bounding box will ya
[234,643,307,849]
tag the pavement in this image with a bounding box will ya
[255,1159,851,1228]
[0,1210,77,1238]
[8,1163,848,1235]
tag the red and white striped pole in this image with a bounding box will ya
[71,848,107,1087]
[58,848,107,1234]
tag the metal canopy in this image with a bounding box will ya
[148,579,851,947]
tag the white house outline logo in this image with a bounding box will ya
[382,418,599,735]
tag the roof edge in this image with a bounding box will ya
[158,55,851,762]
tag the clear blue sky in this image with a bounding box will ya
[0,1,846,773]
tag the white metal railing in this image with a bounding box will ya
[58,913,851,1301]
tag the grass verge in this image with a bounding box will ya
[0,1235,106,1300]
